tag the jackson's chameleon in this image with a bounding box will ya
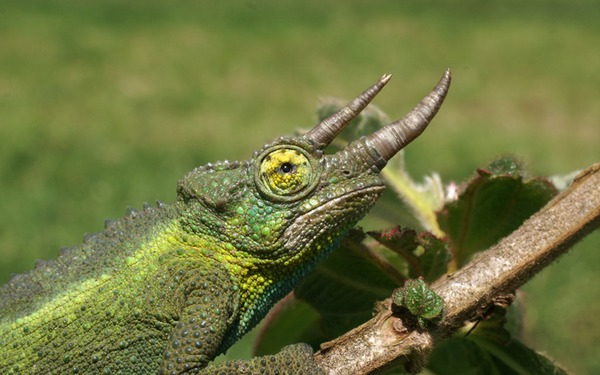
[0,70,451,374]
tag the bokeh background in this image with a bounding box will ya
[1,1,598,372]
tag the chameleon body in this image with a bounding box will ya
[0,71,450,374]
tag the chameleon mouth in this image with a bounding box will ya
[281,184,385,250]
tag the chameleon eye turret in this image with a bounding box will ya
[254,143,321,202]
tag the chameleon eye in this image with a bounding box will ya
[254,146,320,202]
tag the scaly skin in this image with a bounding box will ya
[0,71,451,374]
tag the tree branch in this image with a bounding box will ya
[314,162,600,374]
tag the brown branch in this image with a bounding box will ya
[314,162,600,374]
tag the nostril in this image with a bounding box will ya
[342,170,351,176]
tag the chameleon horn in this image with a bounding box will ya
[365,69,451,161]
[306,73,392,149]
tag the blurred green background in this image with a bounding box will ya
[1,0,598,372]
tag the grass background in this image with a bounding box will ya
[1,0,598,372]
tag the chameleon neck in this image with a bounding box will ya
[216,236,344,354]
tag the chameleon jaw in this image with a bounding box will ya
[280,184,385,254]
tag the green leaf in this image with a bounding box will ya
[294,237,398,339]
[437,156,557,267]
[427,336,569,375]
[428,303,568,375]
[427,337,506,375]
[368,226,450,282]
[253,299,321,356]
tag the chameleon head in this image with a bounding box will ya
[177,70,450,262]
[176,71,450,332]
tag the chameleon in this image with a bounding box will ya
[0,70,451,374]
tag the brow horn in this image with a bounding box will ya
[306,74,392,148]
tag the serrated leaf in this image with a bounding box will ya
[368,226,450,282]
[437,157,557,267]
[294,238,398,339]
[486,155,525,177]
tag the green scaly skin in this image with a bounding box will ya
[0,71,450,374]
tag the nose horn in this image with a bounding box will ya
[364,69,451,161]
